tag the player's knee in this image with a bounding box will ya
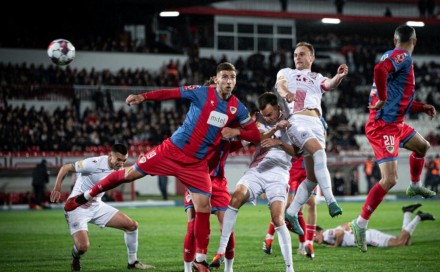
[76,242,90,254]
[382,175,398,188]
[271,215,285,227]
[126,220,138,232]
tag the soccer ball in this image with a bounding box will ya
[47,39,75,66]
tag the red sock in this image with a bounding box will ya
[183,221,195,262]
[409,152,424,183]
[267,221,275,237]
[194,212,210,254]
[89,169,125,197]
[360,183,387,220]
[297,211,306,243]
[306,224,316,242]
[225,232,235,259]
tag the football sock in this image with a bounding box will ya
[218,206,239,254]
[124,229,138,264]
[403,212,412,228]
[306,224,316,244]
[297,211,306,242]
[286,180,314,216]
[224,258,234,272]
[409,152,424,187]
[72,245,81,258]
[88,169,126,198]
[266,221,275,238]
[275,224,293,271]
[225,232,235,260]
[184,261,192,272]
[312,149,336,205]
[183,221,195,262]
[359,183,387,226]
[403,216,421,235]
[194,212,210,258]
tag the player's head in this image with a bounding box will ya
[109,143,128,170]
[293,42,315,71]
[258,92,281,125]
[215,62,237,98]
[314,225,325,244]
[394,24,416,46]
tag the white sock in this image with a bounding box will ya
[275,224,294,272]
[403,212,412,228]
[265,234,274,240]
[125,229,138,264]
[286,181,314,216]
[403,216,421,235]
[184,261,192,272]
[410,181,421,189]
[312,149,336,205]
[224,258,234,272]
[356,216,369,229]
[218,206,239,254]
[195,253,207,263]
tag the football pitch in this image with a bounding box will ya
[1,200,439,271]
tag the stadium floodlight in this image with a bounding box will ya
[159,11,180,17]
[321,18,341,24]
[406,21,425,27]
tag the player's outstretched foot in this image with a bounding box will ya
[402,203,422,213]
[64,194,88,212]
[350,219,367,253]
[71,257,81,272]
[305,243,315,260]
[417,211,436,221]
[285,213,304,236]
[328,202,343,217]
[262,239,273,255]
[127,260,155,270]
[193,260,211,272]
[406,185,436,198]
[209,254,224,269]
[297,244,306,255]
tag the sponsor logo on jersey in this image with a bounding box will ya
[386,146,394,154]
[207,111,229,127]
[183,85,199,91]
[230,106,237,114]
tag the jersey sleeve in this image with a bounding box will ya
[236,101,252,126]
[74,157,99,174]
[179,85,205,103]
[386,50,410,73]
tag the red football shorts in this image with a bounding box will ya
[288,167,317,195]
[134,138,212,195]
[184,176,231,214]
[365,118,416,163]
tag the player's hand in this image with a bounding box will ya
[424,104,436,119]
[260,138,281,148]
[285,93,296,103]
[276,120,291,130]
[337,64,349,78]
[221,127,239,139]
[368,99,385,110]
[50,189,61,203]
[126,94,145,106]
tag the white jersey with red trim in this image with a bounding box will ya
[276,68,328,116]
[70,155,117,205]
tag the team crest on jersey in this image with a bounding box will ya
[386,146,395,154]
[183,85,200,91]
[230,106,237,114]
[392,53,406,64]
[139,155,146,163]
[185,193,192,202]
[308,72,318,79]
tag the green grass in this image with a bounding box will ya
[0,200,439,271]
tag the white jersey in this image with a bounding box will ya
[276,68,328,116]
[250,113,293,172]
[323,227,394,247]
[70,155,118,205]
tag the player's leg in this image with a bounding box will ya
[402,131,436,198]
[105,209,155,270]
[183,194,196,272]
[213,210,235,272]
[270,199,294,272]
[302,139,341,217]
[190,191,212,271]
[304,194,317,259]
[387,230,410,247]
[71,231,89,272]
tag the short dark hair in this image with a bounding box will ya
[394,24,416,43]
[295,42,315,56]
[111,143,128,155]
[216,62,236,74]
[316,225,323,232]
[257,92,279,110]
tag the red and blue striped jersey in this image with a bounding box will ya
[370,48,415,123]
[170,85,252,159]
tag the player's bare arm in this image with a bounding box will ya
[260,138,297,157]
[51,163,75,203]
[324,64,348,90]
